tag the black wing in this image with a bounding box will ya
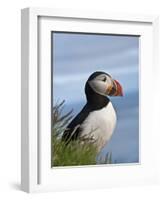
[62,104,91,143]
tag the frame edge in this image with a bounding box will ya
[21,7,39,193]
[21,8,30,192]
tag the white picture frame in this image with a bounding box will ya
[21,7,159,193]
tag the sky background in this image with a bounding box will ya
[53,32,139,164]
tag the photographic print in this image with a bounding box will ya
[51,32,139,167]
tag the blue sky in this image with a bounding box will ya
[53,32,139,164]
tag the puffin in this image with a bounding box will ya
[62,71,123,152]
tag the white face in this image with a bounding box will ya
[88,74,113,96]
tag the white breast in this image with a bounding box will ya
[80,102,117,151]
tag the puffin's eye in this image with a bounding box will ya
[102,77,107,82]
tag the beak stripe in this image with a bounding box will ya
[106,85,113,94]
[109,81,117,96]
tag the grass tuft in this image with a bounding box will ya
[52,134,98,166]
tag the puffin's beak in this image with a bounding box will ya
[106,79,123,96]
[114,79,123,96]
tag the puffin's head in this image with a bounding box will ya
[86,71,123,97]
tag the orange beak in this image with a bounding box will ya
[114,80,123,96]
[106,79,123,96]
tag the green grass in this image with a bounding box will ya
[51,101,113,167]
[51,133,98,167]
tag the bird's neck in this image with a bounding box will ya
[85,84,110,110]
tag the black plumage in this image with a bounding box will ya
[62,71,110,143]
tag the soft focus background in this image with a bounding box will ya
[53,32,139,164]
